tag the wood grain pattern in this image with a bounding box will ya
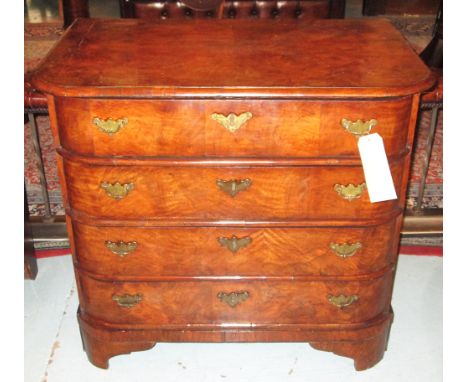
[80,325,156,369]
[310,328,390,371]
[31,18,430,371]
[55,97,412,158]
[78,307,392,369]
[77,271,394,326]
[30,19,434,98]
[73,221,397,278]
[63,159,404,221]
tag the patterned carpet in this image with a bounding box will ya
[24,18,443,222]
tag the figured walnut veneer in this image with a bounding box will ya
[54,97,412,158]
[31,18,433,370]
[63,159,404,221]
[73,221,398,278]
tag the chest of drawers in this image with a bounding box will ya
[31,18,433,370]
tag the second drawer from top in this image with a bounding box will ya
[63,159,404,221]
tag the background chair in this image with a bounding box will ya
[119,0,346,19]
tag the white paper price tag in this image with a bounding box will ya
[357,133,397,203]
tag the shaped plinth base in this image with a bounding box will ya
[78,308,393,370]
[79,318,156,369]
[309,321,391,371]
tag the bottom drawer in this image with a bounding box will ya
[78,272,393,327]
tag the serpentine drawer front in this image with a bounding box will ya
[63,158,404,221]
[72,220,398,278]
[77,272,393,326]
[54,97,412,158]
[31,18,433,370]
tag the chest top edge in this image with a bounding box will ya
[30,18,434,99]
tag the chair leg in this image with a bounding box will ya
[28,112,53,221]
[415,105,441,212]
[24,186,38,280]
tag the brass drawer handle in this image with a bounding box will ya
[341,118,377,137]
[93,117,128,136]
[216,178,252,197]
[211,112,253,133]
[334,182,366,201]
[105,240,138,257]
[328,294,359,309]
[217,291,250,308]
[329,242,362,258]
[100,182,134,200]
[218,235,252,254]
[112,293,142,308]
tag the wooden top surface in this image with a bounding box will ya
[31,18,433,98]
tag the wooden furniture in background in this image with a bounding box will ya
[414,0,442,215]
[31,18,433,370]
[62,0,89,27]
[24,186,38,280]
[420,1,442,69]
[363,0,440,16]
[24,0,91,278]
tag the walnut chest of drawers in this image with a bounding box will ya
[31,18,433,370]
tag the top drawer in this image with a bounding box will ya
[54,97,412,158]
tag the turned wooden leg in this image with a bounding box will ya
[80,325,156,369]
[309,327,390,371]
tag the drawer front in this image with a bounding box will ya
[64,160,403,221]
[73,221,397,277]
[55,97,411,158]
[78,272,393,326]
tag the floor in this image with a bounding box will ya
[25,254,442,382]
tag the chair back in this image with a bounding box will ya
[119,0,346,20]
